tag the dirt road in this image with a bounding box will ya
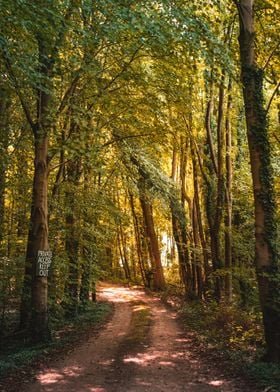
[27,285,252,392]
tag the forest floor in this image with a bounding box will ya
[4,284,261,392]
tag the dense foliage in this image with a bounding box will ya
[0,0,279,366]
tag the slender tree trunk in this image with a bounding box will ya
[204,143,220,300]
[50,129,66,214]
[0,169,5,245]
[64,158,82,316]
[225,80,233,302]
[80,254,90,303]
[191,145,204,298]
[171,144,178,181]
[192,199,203,299]
[170,136,193,295]
[138,180,165,290]
[170,201,193,295]
[191,141,210,288]
[80,164,92,304]
[129,193,147,286]
[236,0,279,362]
[215,75,226,300]
[0,84,10,246]
[205,81,218,175]
[204,78,220,300]
[118,227,131,280]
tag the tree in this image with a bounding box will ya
[235,0,280,362]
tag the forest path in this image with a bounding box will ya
[27,284,250,392]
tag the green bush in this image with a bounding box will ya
[180,301,264,355]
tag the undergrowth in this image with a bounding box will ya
[0,301,112,378]
[180,300,280,391]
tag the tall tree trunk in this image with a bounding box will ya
[170,135,194,296]
[192,199,203,299]
[205,81,218,176]
[138,180,165,290]
[236,0,279,362]
[214,75,226,300]
[170,200,193,295]
[0,84,10,246]
[191,144,205,299]
[31,134,50,340]
[80,163,93,304]
[204,79,225,301]
[64,157,82,316]
[225,80,233,302]
[80,253,91,303]
[118,226,131,280]
[191,140,210,289]
[20,133,51,341]
[177,136,195,295]
[20,36,52,340]
[129,193,147,286]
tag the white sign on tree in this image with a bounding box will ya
[36,250,52,277]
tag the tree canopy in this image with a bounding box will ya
[0,0,279,363]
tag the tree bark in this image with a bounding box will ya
[20,133,51,341]
[170,199,193,295]
[224,80,233,302]
[31,135,50,341]
[204,77,225,302]
[129,193,147,286]
[236,0,279,362]
[64,157,82,316]
[192,198,203,299]
[191,140,210,288]
[118,226,131,280]
[20,35,52,340]
[0,84,10,246]
[138,180,165,290]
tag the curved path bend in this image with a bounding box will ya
[27,285,252,392]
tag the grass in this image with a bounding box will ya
[126,302,152,346]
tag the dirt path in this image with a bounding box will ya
[26,285,253,392]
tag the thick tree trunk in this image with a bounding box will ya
[20,134,51,341]
[236,0,279,362]
[20,35,52,340]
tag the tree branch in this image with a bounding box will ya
[262,42,280,71]
[273,133,280,144]
[1,48,35,133]
[102,133,153,148]
[56,74,81,116]
[266,81,280,113]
